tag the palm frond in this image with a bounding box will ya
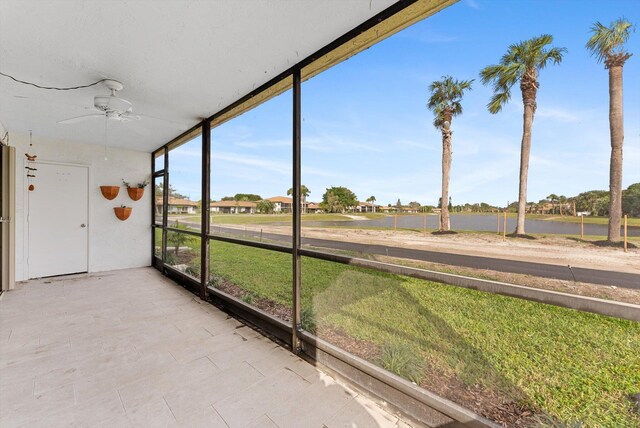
[539,46,567,68]
[451,102,463,116]
[427,75,473,129]
[496,63,522,89]
[586,18,634,63]
[481,34,565,114]
[487,91,511,114]
[479,64,503,85]
[530,34,554,56]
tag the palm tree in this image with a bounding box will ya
[366,195,376,213]
[558,195,567,216]
[586,18,634,242]
[427,75,473,231]
[287,184,310,214]
[547,194,559,215]
[480,35,566,235]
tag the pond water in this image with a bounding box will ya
[302,214,640,237]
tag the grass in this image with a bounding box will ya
[304,224,640,245]
[300,306,317,334]
[172,211,640,227]
[525,214,640,227]
[378,342,425,384]
[448,212,640,227]
[208,240,640,427]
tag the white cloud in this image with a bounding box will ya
[169,148,202,158]
[536,107,581,123]
[453,159,518,194]
[465,0,480,10]
[212,152,290,175]
[530,154,560,167]
[233,139,290,149]
[302,136,383,153]
[394,139,438,151]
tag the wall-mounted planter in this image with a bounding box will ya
[127,187,144,201]
[100,186,120,200]
[114,206,132,221]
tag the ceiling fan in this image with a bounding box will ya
[57,79,141,124]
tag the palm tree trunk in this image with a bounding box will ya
[440,129,451,231]
[516,100,535,235]
[608,65,624,242]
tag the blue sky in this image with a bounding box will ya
[169,0,640,207]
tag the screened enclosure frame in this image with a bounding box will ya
[149,1,638,425]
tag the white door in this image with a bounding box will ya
[28,162,88,278]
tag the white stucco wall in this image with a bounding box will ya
[11,133,151,281]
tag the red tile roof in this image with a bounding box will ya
[266,196,292,204]
[210,200,257,208]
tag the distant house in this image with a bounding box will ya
[355,201,378,213]
[527,202,571,215]
[162,197,198,214]
[267,196,293,213]
[306,203,321,213]
[210,200,257,214]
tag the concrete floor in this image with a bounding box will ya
[0,268,415,428]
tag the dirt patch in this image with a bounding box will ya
[318,325,381,362]
[420,367,538,428]
[591,240,638,249]
[322,324,540,426]
[212,278,292,322]
[233,224,640,275]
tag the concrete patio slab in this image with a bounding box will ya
[0,268,418,427]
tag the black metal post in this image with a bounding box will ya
[292,69,302,352]
[150,153,155,264]
[200,121,211,300]
[161,146,169,272]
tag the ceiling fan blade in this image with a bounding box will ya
[57,114,104,124]
[121,113,141,121]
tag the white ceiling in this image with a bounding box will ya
[0,0,397,152]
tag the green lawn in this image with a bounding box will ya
[169,213,388,225]
[171,212,640,230]
[470,212,640,227]
[207,241,640,427]
[524,213,640,227]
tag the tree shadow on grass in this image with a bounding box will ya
[307,265,538,425]
[565,236,637,249]
[506,232,537,240]
[431,230,458,235]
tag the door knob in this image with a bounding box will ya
[81,224,86,228]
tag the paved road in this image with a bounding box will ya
[191,222,640,290]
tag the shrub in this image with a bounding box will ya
[300,306,317,334]
[533,415,583,428]
[164,252,178,266]
[208,273,225,288]
[378,342,424,384]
